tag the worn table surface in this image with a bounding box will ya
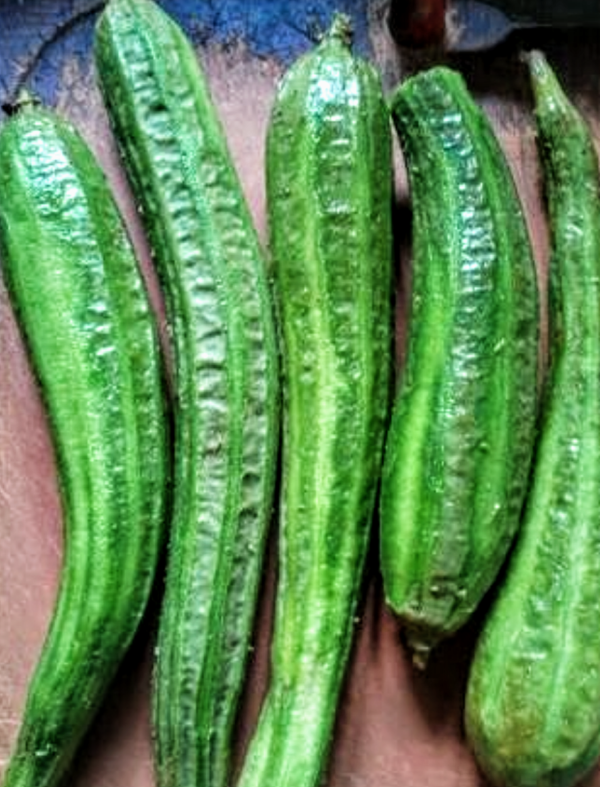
[1,2,600,786]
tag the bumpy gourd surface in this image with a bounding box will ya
[380,67,539,665]
[465,51,600,787]
[236,17,393,787]
[94,2,279,787]
[0,103,166,787]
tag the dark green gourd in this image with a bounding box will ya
[380,66,540,666]
[0,98,167,787]
[465,51,600,787]
[236,16,393,787]
[94,2,279,787]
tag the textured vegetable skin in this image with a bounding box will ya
[0,99,167,787]
[236,16,393,787]
[380,66,539,666]
[93,2,280,787]
[465,51,600,787]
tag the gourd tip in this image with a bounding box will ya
[523,49,547,77]
[410,643,432,671]
[3,88,41,117]
[404,627,434,670]
[327,13,353,47]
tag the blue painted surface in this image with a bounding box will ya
[0,0,372,108]
[161,0,371,60]
[28,12,98,108]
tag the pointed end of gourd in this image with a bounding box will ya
[408,639,432,671]
[523,49,575,126]
[522,50,561,103]
[403,625,438,670]
[326,13,353,47]
[3,88,41,117]
[522,49,551,91]
[520,48,544,70]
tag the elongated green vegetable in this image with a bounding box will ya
[0,96,167,787]
[380,66,540,667]
[93,3,280,787]
[236,16,393,787]
[465,51,600,787]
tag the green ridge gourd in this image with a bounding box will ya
[465,51,600,787]
[236,16,393,787]
[380,67,540,666]
[93,2,279,787]
[0,97,167,787]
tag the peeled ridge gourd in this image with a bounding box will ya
[380,66,540,667]
[93,2,280,787]
[465,51,600,787]
[0,96,167,787]
[236,16,394,787]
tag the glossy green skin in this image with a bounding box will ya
[380,67,539,666]
[94,3,280,787]
[465,52,600,787]
[0,103,167,787]
[236,18,393,787]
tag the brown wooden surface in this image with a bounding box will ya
[2,3,600,786]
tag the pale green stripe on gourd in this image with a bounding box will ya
[380,66,539,666]
[465,51,600,787]
[236,16,393,787]
[0,100,166,787]
[94,2,279,787]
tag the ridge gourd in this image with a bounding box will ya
[0,95,167,787]
[465,51,600,787]
[94,2,280,786]
[380,66,540,666]
[236,15,394,787]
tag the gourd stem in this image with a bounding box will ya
[326,13,353,46]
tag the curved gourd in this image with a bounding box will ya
[94,2,280,786]
[466,51,600,787]
[0,98,167,787]
[380,66,540,666]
